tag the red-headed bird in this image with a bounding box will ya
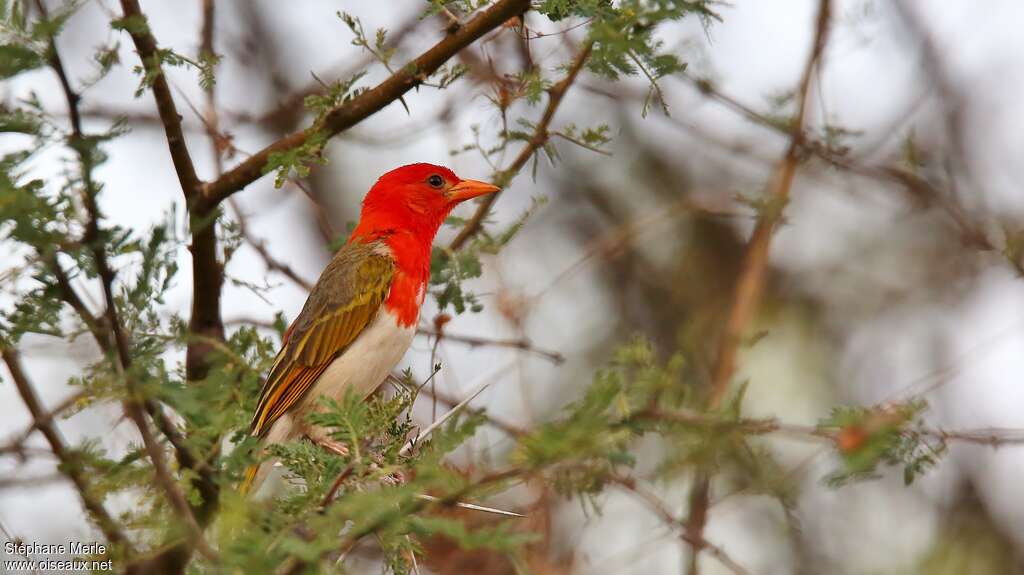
[242,163,499,494]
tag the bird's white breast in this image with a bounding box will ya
[303,306,416,409]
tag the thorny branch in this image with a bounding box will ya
[200,0,532,207]
[448,40,594,251]
[685,2,832,574]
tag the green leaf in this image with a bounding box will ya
[0,44,42,79]
[110,14,149,35]
[262,130,329,188]
[0,106,42,134]
[30,0,81,40]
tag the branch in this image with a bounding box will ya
[639,406,1024,450]
[201,0,531,207]
[45,255,104,340]
[448,40,593,251]
[708,1,831,406]
[0,474,65,490]
[686,3,832,574]
[1,348,133,553]
[532,196,745,300]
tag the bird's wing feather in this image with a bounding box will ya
[250,242,395,438]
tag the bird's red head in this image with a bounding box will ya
[349,163,499,245]
[348,164,499,327]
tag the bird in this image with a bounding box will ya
[241,163,499,495]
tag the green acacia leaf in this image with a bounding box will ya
[0,44,43,79]
[0,107,42,134]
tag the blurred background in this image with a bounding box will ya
[3,0,1024,573]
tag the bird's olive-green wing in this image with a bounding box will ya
[250,243,394,437]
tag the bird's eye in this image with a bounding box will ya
[427,174,445,189]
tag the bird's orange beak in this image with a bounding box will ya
[447,179,500,202]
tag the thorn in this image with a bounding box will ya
[415,494,524,518]
[399,363,510,457]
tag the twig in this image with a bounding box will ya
[0,390,86,457]
[926,428,1024,448]
[319,461,359,509]
[399,376,494,457]
[1,348,133,552]
[532,196,745,301]
[201,0,532,208]
[228,199,315,291]
[417,327,565,364]
[402,356,517,454]
[45,256,103,333]
[678,72,996,260]
[609,476,752,575]
[415,382,526,438]
[448,40,593,251]
[236,12,422,130]
[550,131,612,156]
[639,406,1024,450]
[0,474,66,490]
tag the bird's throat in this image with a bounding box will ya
[379,233,431,327]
